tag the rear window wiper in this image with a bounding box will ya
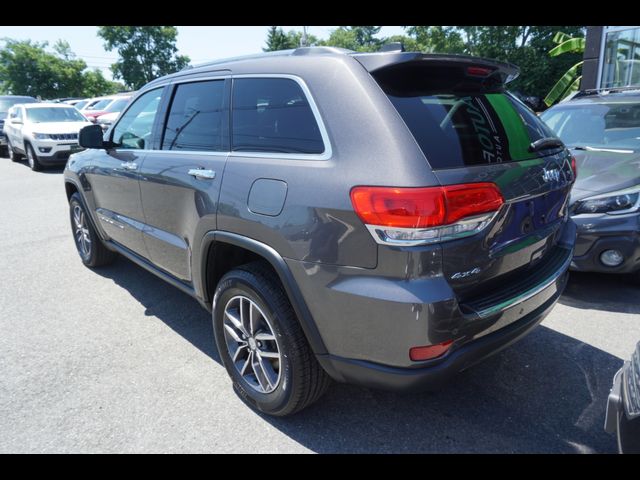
[529,137,564,152]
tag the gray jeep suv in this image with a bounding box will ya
[64,47,577,416]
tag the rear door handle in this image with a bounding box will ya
[120,161,138,170]
[188,168,216,180]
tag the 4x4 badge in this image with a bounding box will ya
[451,267,482,280]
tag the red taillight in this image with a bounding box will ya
[570,155,578,179]
[350,183,503,229]
[410,340,453,361]
[467,66,493,77]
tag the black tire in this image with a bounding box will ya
[0,145,8,158]
[69,192,117,267]
[8,141,23,162]
[25,143,42,171]
[213,261,331,416]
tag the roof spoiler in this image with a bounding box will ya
[352,52,520,84]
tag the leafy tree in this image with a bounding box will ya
[264,26,294,51]
[403,26,465,53]
[97,26,190,89]
[0,38,122,98]
[319,26,383,52]
[543,32,586,106]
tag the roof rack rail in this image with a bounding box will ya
[182,46,353,72]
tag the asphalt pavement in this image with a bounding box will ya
[0,157,638,453]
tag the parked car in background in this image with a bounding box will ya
[94,95,133,124]
[72,99,90,111]
[0,95,39,157]
[65,47,576,416]
[81,93,133,123]
[93,95,133,130]
[605,341,640,453]
[540,89,640,281]
[3,102,92,171]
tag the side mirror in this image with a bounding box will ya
[79,124,106,149]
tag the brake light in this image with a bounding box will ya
[350,183,503,246]
[410,340,453,361]
[467,66,493,77]
[570,155,578,179]
[350,183,503,228]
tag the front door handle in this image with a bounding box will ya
[120,161,138,170]
[188,168,216,180]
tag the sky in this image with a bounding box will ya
[0,26,406,80]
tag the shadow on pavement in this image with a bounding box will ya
[94,256,622,453]
[10,159,65,174]
[559,271,640,314]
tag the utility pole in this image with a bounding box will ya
[301,26,308,47]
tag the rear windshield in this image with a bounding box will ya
[374,69,556,168]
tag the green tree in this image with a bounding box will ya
[264,26,295,51]
[320,26,383,52]
[0,38,123,98]
[543,32,586,106]
[403,26,465,53]
[97,26,190,89]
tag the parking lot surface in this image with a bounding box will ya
[1,158,638,453]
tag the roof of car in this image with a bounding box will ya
[144,46,519,89]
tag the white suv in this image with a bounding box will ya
[3,103,92,171]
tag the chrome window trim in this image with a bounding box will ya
[113,74,332,160]
[229,73,332,161]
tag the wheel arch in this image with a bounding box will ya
[199,231,328,355]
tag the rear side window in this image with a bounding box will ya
[162,80,226,152]
[232,78,324,154]
[374,67,556,168]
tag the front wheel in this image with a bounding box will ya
[69,192,117,267]
[213,262,331,416]
[26,143,42,171]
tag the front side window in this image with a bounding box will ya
[112,89,162,150]
[162,80,226,151]
[232,78,324,154]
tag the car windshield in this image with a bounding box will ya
[0,98,36,115]
[87,99,112,110]
[26,107,87,123]
[104,98,130,113]
[541,101,640,151]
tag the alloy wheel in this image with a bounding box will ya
[72,204,92,259]
[223,295,282,394]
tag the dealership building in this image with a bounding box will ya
[582,26,640,89]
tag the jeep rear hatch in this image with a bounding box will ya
[362,54,575,305]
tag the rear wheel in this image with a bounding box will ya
[8,141,22,162]
[26,143,42,171]
[212,262,331,416]
[69,192,117,267]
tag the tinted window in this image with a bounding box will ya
[374,66,557,168]
[541,101,640,150]
[232,78,324,154]
[162,80,226,151]
[88,99,112,110]
[112,89,162,149]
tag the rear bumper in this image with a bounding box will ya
[570,212,640,274]
[316,269,566,391]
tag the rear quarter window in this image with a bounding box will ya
[231,78,324,155]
